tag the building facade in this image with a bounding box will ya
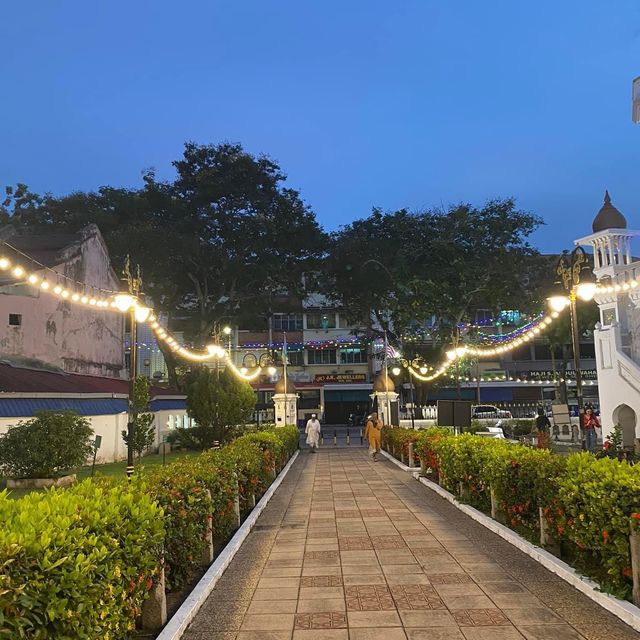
[576,193,640,448]
[0,224,124,377]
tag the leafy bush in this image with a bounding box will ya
[0,479,163,639]
[0,418,300,636]
[0,411,94,479]
[550,454,640,598]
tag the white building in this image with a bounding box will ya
[576,192,640,448]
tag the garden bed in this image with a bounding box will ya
[0,425,299,640]
[382,427,640,605]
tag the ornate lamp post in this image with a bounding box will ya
[547,247,596,447]
[115,258,150,479]
[392,356,423,430]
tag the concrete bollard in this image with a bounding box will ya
[420,455,426,476]
[250,492,256,508]
[234,482,241,527]
[346,429,350,445]
[490,486,505,524]
[202,490,214,566]
[458,481,469,501]
[333,430,337,446]
[142,566,167,630]
[630,523,640,607]
[539,507,561,555]
[408,442,414,467]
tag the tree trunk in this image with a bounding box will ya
[157,341,182,391]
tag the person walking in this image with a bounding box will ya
[583,407,600,452]
[305,413,321,453]
[535,406,551,449]
[365,412,383,461]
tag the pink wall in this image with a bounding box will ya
[0,227,124,377]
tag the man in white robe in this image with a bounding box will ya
[305,414,321,453]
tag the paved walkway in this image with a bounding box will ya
[183,448,640,640]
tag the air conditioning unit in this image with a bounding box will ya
[633,76,640,124]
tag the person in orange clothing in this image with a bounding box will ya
[364,412,383,461]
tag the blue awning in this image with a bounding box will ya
[0,397,129,417]
[150,398,187,411]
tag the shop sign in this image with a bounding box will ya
[526,369,597,381]
[314,373,367,383]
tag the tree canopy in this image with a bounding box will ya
[325,199,547,347]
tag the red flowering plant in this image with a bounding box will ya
[414,427,452,479]
[430,433,500,510]
[486,445,566,537]
[144,464,213,590]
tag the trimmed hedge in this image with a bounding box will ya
[0,425,299,638]
[384,427,640,600]
[0,480,164,639]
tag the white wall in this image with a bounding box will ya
[0,408,189,465]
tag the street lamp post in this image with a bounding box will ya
[548,247,596,449]
[116,258,149,479]
[392,357,423,430]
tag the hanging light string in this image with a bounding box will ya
[402,309,564,383]
[1,240,121,297]
[0,246,568,382]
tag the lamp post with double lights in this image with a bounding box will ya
[547,247,596,447]
[391,356,424,430]
[114,257,151,479]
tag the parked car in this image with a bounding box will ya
[472,404,513,420]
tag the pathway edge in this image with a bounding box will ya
[379,448,421,472]
[416,475,640,632]
[155,449,300,640]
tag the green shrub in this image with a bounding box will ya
[0,411,94,479]
[550,454,640,598]
[0,415,300,637]
[143,464,213,590]
[0,480,163,639]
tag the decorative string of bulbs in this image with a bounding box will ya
[0,246,570,384]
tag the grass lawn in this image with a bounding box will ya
[1,450,201,500]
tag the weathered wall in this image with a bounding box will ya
[0,228,124,377]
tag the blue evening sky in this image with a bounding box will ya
[1,1,639,252]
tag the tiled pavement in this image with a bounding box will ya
[182,448,640,640]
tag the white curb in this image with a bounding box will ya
[156,450,300,640]
[379,448,421,473]
[416,475,640,633]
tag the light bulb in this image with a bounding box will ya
[53,285,62,295]
[89,298,97,306]
[71,293,79,301]
[41,280,50,290]
[419,366,427,374]
[267,366,277,376]
[28,274,39,284]
[134,305,151,322]
[392,367,401,376]
[114,293,135,312]
[548,296,569,313]
[223,326,232,335]
[576,282,597,302]
[61,290,69,298]
[80,296,88,304]
[12,266,24,277]
[0,258,9,270]
[240,367,248,375]
[446,350,456,360]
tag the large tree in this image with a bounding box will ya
[326,199,545,348]
[5,143,327,383]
